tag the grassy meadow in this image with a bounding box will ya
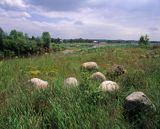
[0,44,160,129]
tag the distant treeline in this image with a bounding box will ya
[89,39,160,44]
[60,39,159,44]
[62,38,93,43]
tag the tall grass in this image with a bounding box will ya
[0,44,160,129]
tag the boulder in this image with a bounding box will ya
[90,72,106,82]
[123,92,156,122]
[108,64,126,76]
[99,81,119,92]
[64,77,79,87]
[81,62,98,70]
[29,78,48,89]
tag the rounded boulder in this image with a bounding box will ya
[81,62,98,71]
[64,77,79,87]
[123,91,156,126]
[90,72,106,82]
[29,78,48,89]
[99,81,119,92]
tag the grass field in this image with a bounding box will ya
[0,44,160,129]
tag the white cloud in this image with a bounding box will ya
[0,0,160,40]
[0,0,27,8]
[0,9,31,18]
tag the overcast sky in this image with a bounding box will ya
[0,0,160,40]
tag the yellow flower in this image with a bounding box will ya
[29,70,41,75]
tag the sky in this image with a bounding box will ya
[0,0,160,40]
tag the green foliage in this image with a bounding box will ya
[41,32,51,48]
[0,27,63,57]
[36,37,43,48]
[52,43,65,52]
[138,34,149,46]
[0,27,5,51]
[10,29,24,40]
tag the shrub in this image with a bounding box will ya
[3,50,15,57]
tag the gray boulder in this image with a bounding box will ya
[123,91,156,128]
[108,64,126,76]
[90,72,106,82]
[124,92,156,111]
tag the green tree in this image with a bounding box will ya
[0,27,54,57]
[10,29,18,40]
[144,34,149,45]
[9,29,27,55]
[138,34,149,46]
[10,29,25,40]
[25,33,29,39]
[0,27,5,50]
[41,32,51,48]
[36,37,43,48]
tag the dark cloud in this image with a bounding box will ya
[74,21,84,25]
[149,27,159,32]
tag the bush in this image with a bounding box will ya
[3,50,15,57]
[52,43,65,52]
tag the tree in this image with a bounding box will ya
[138,34,149,46]
[51,38,61,44]
[144,34,149,45]
[10,29,18,40]
[41,32,51,48]
[0,27,57,57]
[0,27,5,50]
[138,36,144,46]
[31,36,35,40]
[25,33,29,39]
[10,29,25,40]
[36,37,43,48]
